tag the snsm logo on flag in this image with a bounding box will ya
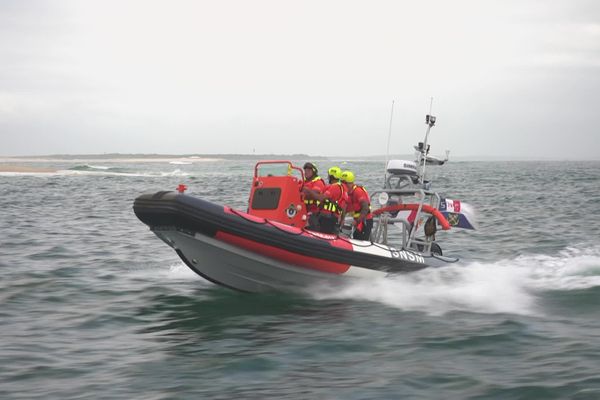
[440,198,461,213]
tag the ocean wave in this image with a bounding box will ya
[309,245,600,316]
[159,169,191,177]
[62,170,152,177]
[69,164,112,171]
[517,245,600,291]
[0,167,192,178]
[64,165,190,177]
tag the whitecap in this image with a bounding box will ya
[309,245,600,316]
[159,169,191,177]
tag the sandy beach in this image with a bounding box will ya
[0,164,58,173]
[0,156,225,173]
[0,157,223,163]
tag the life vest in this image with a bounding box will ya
[320,182,346,215]
[303,176,325,211]
[347,184,372,219]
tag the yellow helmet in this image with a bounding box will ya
[341,170,355,183]
[327,166,342,180]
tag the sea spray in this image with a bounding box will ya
[310,262,535,316]
[519,245,600,290]
[309,245,600,316]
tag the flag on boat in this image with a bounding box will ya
[439,198,478,230]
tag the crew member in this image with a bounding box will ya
[302,162,326,231]
[304,166,347,234]
[341,170,373,240]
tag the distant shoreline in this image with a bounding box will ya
[0,153,330,162]
[0,157,225,163]
[0,164,58,173]
[1,154,596,162]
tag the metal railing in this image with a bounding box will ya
[369,187,442,255]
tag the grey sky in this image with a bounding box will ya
[1,0,599,159]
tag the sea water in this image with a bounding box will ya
[1,159,600,399]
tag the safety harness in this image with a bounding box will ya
[304,176,324,208]
[320,182,346,215]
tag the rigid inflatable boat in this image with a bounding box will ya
[133,114,476,292]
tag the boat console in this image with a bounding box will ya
[247,160,307,228]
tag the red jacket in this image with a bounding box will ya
[346,184,372,220]
[304,176,326,213]
[321,182,348,216]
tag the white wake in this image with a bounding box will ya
[310,246,600,316]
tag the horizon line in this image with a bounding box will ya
[1,152,599,162]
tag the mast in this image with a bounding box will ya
[384,100,395,186]
[418,97,436,186]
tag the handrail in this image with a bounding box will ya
[372,203,451,230]
[253,160,305,181]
